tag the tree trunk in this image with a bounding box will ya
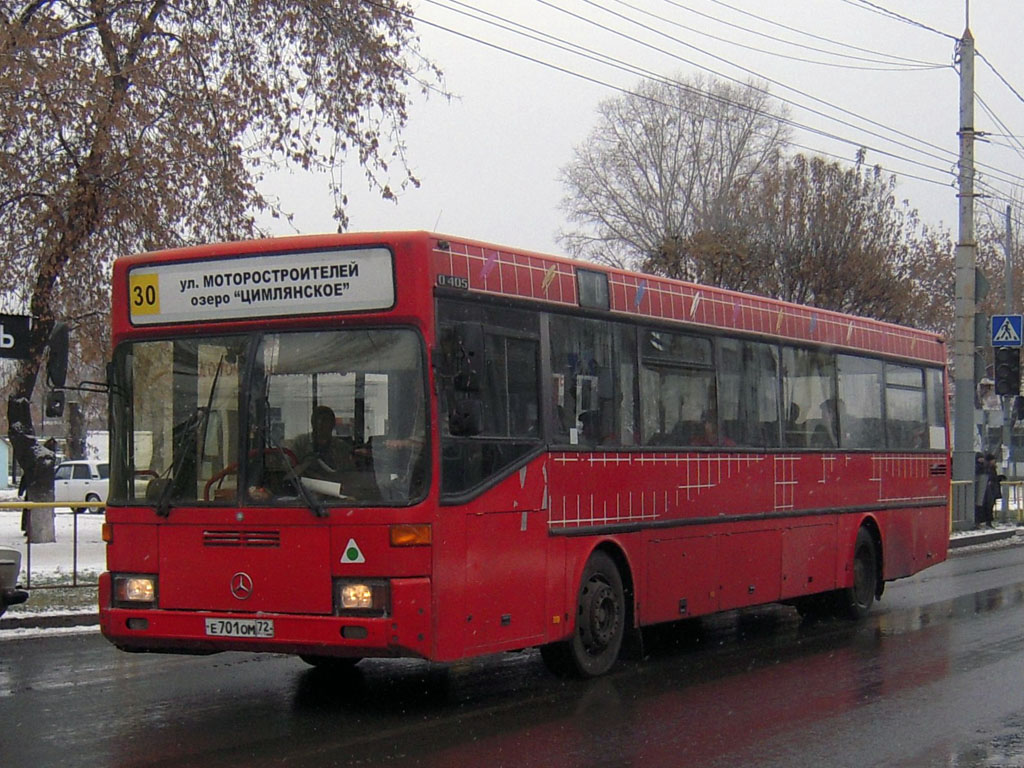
[9,396,57,544]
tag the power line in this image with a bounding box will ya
[418,1,961,187]
[977,94,1024,162]
[977,51,1024,108]
[654,0,947,70]
[424,0,1024,192]
[702,0,946,66]
[548,0,1024,186]
[376,1,1024,209]
[839,0,959,41]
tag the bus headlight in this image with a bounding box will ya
[113,574,157,607]
[334,579,389,616]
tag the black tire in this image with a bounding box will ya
[299,655,360,672]
[86,494,104,514]
[542,550,626,678]
[839,527,878,620]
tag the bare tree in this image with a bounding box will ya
[976,190,1024,317]
[1,1,440,540]
[716,151,925,323]
[973,194,1024,383]
[558,74,789,272]
[733,151,948,326]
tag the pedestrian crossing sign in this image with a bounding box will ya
[992,315,1023,347]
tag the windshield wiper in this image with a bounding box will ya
[155,355,225,518]
[154,408,205,518]
[266,436,327,518]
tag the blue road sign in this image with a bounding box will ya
[992,314,1023,347]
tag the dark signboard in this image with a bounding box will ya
[0,314,31,359]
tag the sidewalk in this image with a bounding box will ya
[3,527,1022,634]
[949,522,1023,550]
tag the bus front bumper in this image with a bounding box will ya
[99,572,432,659]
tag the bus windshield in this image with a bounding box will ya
[109,329,427,508]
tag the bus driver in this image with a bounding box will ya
[291,405,354,481]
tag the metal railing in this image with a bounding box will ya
[0,501,101,589]
[951,478,1024,528]
[950,480,973,532]
[1001,481,1024,525]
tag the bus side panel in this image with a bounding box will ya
[462,508,548,653]
[544,534,569,642]
[916,504,950,569]
[876,505,949,582]
[644,535,719,624]
[877,508,914,580]
[431,505,468,663]
[779,522,838,600]
[433,456,552,660]
[718,528,783,610]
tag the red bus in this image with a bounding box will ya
[99,231,950,677]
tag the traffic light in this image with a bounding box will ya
[44,391,65,418]
[994,346,1021,396]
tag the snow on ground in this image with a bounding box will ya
[0,489,106,582]
[1,624,101,640]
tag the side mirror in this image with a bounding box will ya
[437,324,486,392]
[453,324,484,392]
[449,399,484,437]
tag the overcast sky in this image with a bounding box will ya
[261,0,1024,257]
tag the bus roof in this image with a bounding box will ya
[424,233,945,365]
[113,230,946,365]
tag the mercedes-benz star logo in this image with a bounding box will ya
[230,572,254,600]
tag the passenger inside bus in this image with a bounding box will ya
[691,410,735,447]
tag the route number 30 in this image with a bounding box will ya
[129,274,160,316]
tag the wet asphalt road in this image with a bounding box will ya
[4,542,1024,768]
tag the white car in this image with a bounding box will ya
[54,460,109,513]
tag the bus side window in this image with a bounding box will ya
[437,305,542,496]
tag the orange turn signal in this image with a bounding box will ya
[389,524,431,547]
[102,523,113,543]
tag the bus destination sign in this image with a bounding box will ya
[128,247,395,325]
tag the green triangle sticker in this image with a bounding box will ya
[341,538,365,564]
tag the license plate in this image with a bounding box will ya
[204,618,275,638]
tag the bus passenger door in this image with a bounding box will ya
[464,499,549,654]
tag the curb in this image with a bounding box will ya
[949,529,1021,549]
[0,612,98,631]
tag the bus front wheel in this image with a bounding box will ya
[541,550,625,678]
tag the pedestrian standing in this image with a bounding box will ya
[978,453,1006,529]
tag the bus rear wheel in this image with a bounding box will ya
[541,550,625,678]
[839,527,878,620]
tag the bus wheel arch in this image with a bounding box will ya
[541,542,634,678]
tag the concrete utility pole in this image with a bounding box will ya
[1004,206,1014,468]
[951,21,976,530]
